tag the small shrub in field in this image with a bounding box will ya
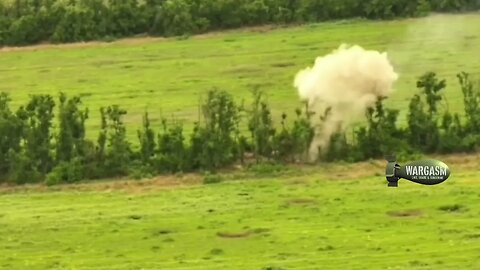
[44,174,60,186]
[103,105,131,177]
[248,89,276,162]
[263,266,287,270]
[203,174,223,185]
[396,150,424,163]
[323,131,352,162]
[8,150,43,184]
[247,162,288,175]
[291,107,314,162]
[155,119,188,173]
[209,248,224,255]
[45,158,84,185]
[101,35,116,43]
[128,161,155,180]
[438,111,464,153]
[137,111,156,164]
[354,97,407,161]
[438,204,467,213]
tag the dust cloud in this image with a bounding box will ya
[294,44,399,161]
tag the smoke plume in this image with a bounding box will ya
[294,44,399,160]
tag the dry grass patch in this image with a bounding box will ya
[386,209,423,217]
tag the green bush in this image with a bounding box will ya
[137,112,156,164]
[407,72,446,153]
[8,150,43,184]
[459,72,480,134]
[190,89,241,171]
[45,158,85,185]
[248,89,276,162]
[290,107,314,162]
[7,15,42,45]
[20,94,56,176]
[155,119,188,173]
[0,93,23,180]
[247,161,288,175]
[128,161,155,180]
[156,0,198,36]
[103,105,131,177]
[203,173,223,184]
[354,98,407,161]
[56,93,89,163]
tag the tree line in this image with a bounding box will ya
[0,71,479,185]
[0,0,479,46]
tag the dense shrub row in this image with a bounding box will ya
[0,0,479,46]
[0,71,479,185]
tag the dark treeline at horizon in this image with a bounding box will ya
[0,0,479,46]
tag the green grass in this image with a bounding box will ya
[1,14,480,140]
[1,13,480,270]
[1,160,479,269]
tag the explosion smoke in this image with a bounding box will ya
[294,44,398,160]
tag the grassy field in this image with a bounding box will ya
[0,154,479,269]
[1,13,480,140]
[1,12,480,270]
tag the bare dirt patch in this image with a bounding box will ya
[317,159,385,180]
[271,62,295,68]
[192,25,280,39]
[386,209,423,217]
[437,204,467,213]
[433,153,480,171]
[286,198,317,205]
[217,228,270,238]
[0,174,202,195]
[0,36,167,53]
[217,231,252,238]
[285,179,310,185]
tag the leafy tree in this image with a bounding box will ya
[0,93,23,180]
[22,94,56,176]
[248,89,276,162]
[291,106,314,162]
[108,0,145,37]
[355,97,405,160]
[407,72,446,153]
[438,111,464,153]
[155,119,188,173]
[155,0,197,36]
[103,105,130,177]
[6,94,55,183]
[137,111,156,164]
[458,72,480,133]
[56,92,88,162]
[272,112,294,162]
[190,89,240,170]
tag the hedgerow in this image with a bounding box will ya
[0,71,478,184]
[0,0,479,46]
